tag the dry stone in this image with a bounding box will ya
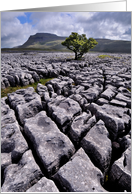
[108,146,131,192]
[26,177,59,192]
[53,148,106,192]
[115,93,131,108]
[1,150,43,192]
[36,83,48,97]
[100,88,116,100]
[68,112,96,146]
[81,120,112,174]
[47,96,82,133]
[23,111,75,177]
[1,97,28,165]
[8,87,43,125]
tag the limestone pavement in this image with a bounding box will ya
[1,52,131,192]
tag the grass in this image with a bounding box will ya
[1,78,54,98]
[127,88,131,92]
[98,55,121,59]
[98,55,112,59]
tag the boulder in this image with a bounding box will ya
[115,93,131,108]
[118,87,131,98]
[95,110,125,140]
[16,97,43,125]
[108,146,131,192]
[1,150,43,192]
[1,153,12,185]
[68,112,96,146]
[80,84,103,103]
[87,103,130,140]
[100,88,116,100]
[46,76,74,95]
[81,120,112,174]
[1,98,28,163]
[110,99,127,107]
[6,75,16,87]
[53,148,106,192]
[1,122,29,163]
[69,94,87,108]
[36,83,48,97]
[26,177,59,192]
[1,108,16,124]
[8,87,34,110]
[47,97,82,133]
[8,87,43,125]
[96,98,109,105]
[87,102,101,115]
[23,111,75,177]
[117,135,131,152]
[2,77,10,88]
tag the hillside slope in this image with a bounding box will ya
[2,33,131,53]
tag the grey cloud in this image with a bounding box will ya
[76,12,131,26]
[1,12,131,48]
[123,28,131,35]
[29,12,77,36]
[74,12,131,41]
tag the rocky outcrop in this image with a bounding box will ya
[26,177,59,192]
[1,150,43,192]
[1,97,28,184]
[53,148,106,192]
[81,120,112,174]
[7,87,43,125]
[23,111,75,177]
[108,146,131,192]
[47,96,82,133]
[1,52,131,192]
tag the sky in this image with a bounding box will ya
[1,12,131,48]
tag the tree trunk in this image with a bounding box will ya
[75,52,78,60]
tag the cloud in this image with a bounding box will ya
[1,12,131,48]
[74,12,131,40]
[30,12,83,36]
[124,28,131,35]
[1,12,37,48]
[1,12,26,22]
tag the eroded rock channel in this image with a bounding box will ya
[1,52,131,192]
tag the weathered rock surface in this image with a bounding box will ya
[1,150,43,192]
[26,177,59,192]
[46,75,74,96]
[47,96,82,133]
[1,97,28,176]
[108,146,131,192]
[36,83,48,97]
[53,148,106,192]
[100,88,116,100]
[87,103,131,140]
[1,52,131,192]
[68,112,96,146]
[8,87,43,125]
[81,120,112,174]
[23,111,75,177]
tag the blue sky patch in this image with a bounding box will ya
[17,12,32,24]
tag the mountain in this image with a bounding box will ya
[18,33,67,51]
[2,33,131,53]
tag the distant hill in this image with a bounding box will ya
[2,33,131,53]
[91,38,131,53]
